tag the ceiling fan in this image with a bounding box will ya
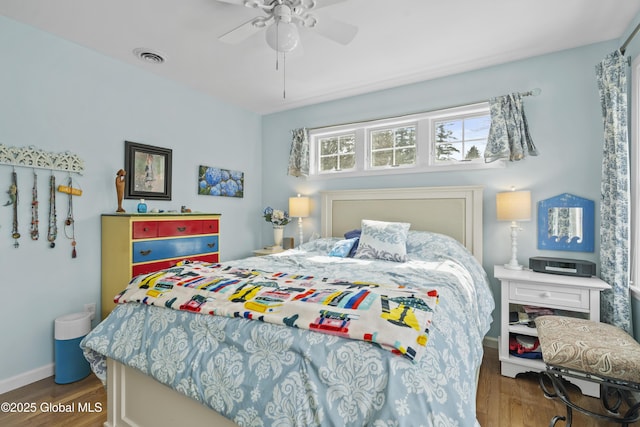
[216,0,358,53]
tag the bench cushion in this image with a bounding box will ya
[535,315,640,384]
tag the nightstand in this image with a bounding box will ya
[494,265,611,397]
[252,247,285,257]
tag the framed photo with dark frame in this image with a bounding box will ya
[124,141,172,200]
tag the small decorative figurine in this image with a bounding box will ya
[116,169,126,213]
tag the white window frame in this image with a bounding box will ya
[308,102,504,179]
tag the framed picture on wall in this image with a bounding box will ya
[124,141,172,200]
[198,165,244,198]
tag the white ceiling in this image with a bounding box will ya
[1,0,640,114]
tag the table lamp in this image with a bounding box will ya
[496,189,531,270]
[289,194,310,248]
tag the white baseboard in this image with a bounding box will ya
[0,363,54,395]
[483,336,498,349]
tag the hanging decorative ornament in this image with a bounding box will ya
[5,170,20,248]
[64,176,77,258]
[31,171,39,240]
[47,174,57,248]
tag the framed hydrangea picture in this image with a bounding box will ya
[198,165,244,198]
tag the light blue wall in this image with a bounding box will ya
[262,41,617,340]
[0,16,262,383]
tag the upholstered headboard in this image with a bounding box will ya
[320,186,483,263]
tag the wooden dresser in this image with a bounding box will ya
[101,213,221,319]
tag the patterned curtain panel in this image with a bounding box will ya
[484,93,538,162]
[287,128,309,177]
[596,50,632,334]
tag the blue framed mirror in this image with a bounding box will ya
[537,193,594,252]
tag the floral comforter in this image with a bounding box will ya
[82,231,494,427]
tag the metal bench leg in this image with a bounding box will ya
[540,371,573,426]
[540,368,640,426]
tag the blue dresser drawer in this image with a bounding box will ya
[132,236,219,263]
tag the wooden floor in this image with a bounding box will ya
[0,346,637,426]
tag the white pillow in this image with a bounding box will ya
[354,219,411,262]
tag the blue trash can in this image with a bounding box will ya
[54,312,92,384]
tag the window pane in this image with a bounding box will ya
[435,120,461,142]
[340,136,355,153]
[340,154,355,169]
[372,130,393,149]
[320,137,337,155]
[396,147,416,165]
[464,116,491,140]
[320,156,337,171]
[395,127,416,147]
[435,142,462,161]
[372,150,393,167]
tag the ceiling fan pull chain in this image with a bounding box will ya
[283,51,287,99]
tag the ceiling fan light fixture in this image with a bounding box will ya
[265,20,300,53]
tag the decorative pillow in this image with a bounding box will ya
[328,237,359,258]
[344,229,361,257]
[354,220,411,262]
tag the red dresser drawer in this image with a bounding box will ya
[132,221,158,239]
[131,253,219,277]
[201,219,219,234]
[158,220,203,237]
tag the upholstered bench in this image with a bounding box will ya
[535,315,640,427]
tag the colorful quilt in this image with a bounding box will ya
[115,261,439,362]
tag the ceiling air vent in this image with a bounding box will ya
[133,48,166,64]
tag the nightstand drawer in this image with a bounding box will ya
[509,281,590,310]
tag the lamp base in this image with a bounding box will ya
[504,221,524,271]
[503,262,524,271]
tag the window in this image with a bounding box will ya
[370,125,416,168]
[308,103,501,177]
[318,133,356,172]
[434,114,491,163]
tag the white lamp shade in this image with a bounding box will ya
[266,21,300,53]
[289,195,310,218]
[496,190,531,221]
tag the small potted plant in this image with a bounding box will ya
[263,207,290,248]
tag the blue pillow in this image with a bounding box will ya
[344,229,361,257]
[328,238,359,257]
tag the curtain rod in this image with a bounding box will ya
[621,21,640,55]
[308,88,541,132]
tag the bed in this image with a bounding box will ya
[82,185,494,427]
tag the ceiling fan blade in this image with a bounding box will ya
[219,19,262,44]
[313,15,358,45]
